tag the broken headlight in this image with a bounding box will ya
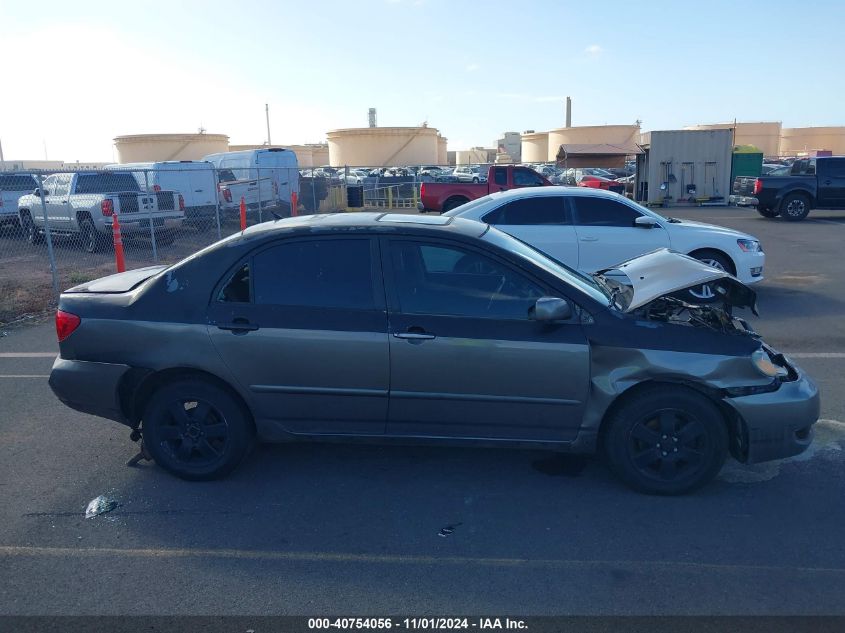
[751,348,789,378]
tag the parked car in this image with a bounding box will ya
[452,166,487,183]
[47,213,817,494]
[605,167,634,179]
[557,169,626,194]
[730,156,845,220]
[419,165,552,212]
[337,169,369,185]
[444,187,765,302]
[105,161,217,225]
[203,148,300,218]
[17,171,185,252]
[0,173,38,228]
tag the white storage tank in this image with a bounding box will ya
[327,127,440,167]
[113,133,229,163]
[521,131,549,163]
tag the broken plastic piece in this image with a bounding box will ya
[438,523,462,538]
[85,494,119,519]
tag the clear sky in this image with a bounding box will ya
[2,0,844,162]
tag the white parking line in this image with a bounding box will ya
[0,353,56,358]
[787,353,845,359]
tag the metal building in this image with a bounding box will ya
[636,130,733,205]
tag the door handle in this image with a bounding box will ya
[580,236,599,242]
[217,319,259,333]
[393,327,436,340]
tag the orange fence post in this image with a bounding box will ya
[291,191,298,217]
[112,213,126,273]
[240,196,247,231]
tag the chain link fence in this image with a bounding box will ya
[0,165,351,323]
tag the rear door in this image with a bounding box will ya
[571,196,670,273]
[382,237,590,441]
[207,235,389,435]
[50,174,73,229]
[817,157,845,207]
[481,195,579,268]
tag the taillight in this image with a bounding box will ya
[222,188,232,203]
[56,310,81,342]
[178,194,185,211]
[152,184,161,192]
[753,178,763,195]
[101,199,114,216]
[420,183,426,197]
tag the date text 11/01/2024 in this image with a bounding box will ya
[307,618,528,630]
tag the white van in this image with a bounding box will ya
[105,161,217,224]
[202,148,300,216]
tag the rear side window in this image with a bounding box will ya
[0,175,37,191]
[252,239,375,309]
[482,197,569,225]
[493,168,507,185]
[512,169,546,186]
[572,197,640,227]
[75,173,140,194]
[819,158,845,178]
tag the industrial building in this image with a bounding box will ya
[521,124,640,163]
[780,126,845,156]
[496,132,521,163]
[636,129,733,205]
[683,122,782,157]
[228,144,329,167]
[520,131,549,163]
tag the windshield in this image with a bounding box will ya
[482,226,610,306]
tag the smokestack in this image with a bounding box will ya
[368,108,377,128]
[565,97,572,128]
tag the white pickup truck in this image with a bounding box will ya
[17,171,185,253]
[0,173,39,228]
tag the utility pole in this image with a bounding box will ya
[265,103,272,146]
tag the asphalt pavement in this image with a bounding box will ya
[1,207,844,616]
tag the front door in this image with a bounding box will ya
[817,157,845,207]
[207,236,389,435]
[571,196,670,272]
[382,238,590,442]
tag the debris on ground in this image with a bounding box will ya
[85,494,120,519]
[438,523,462,538]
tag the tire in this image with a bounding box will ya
[79,217,104,253]
[142,378,255,481]
[472,177,480,184]
[686,250,734,303]
[756,206,778,218]
[442,197,469,213]
[20,212,43,244]
[603,387,729,495]
[779,192,811,221]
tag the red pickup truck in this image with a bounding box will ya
[418,165,552,213]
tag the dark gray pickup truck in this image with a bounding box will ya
[730,156,845,221]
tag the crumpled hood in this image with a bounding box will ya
[598,249,758,314]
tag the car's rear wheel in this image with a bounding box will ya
[442,197,469,212]
[142,378,254,481]
[686,250,734,303]
[603,387,729,495]
[20,212,43,244]
[779,192,811,221]
[756,206,778,218]
[79,217,104,253]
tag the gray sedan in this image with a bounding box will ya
[48,213,819,494]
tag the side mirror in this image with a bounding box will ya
[635,216,659,229]
[529,297,572,322]
[32,188,41,197]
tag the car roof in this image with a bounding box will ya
[478,185,625,203]
[240,212,488,239]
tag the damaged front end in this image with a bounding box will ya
[595,248,759,336]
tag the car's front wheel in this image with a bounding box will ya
[603,387,729,495]
[686,250,734,303]
[780,192,811,221]
[20,212,43,244]
[142,378,254,480]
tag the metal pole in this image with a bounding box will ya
[257,166,263,223]
[36,174,60,299]
[265,103,271,146]
[311,170,316,215]
[0,138,5,170]
[213,166,222,240]
[144,170,157,263]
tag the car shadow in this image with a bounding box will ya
[751,283,845,320]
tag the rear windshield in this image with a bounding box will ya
[0,175,37,191]
[75,173,141,194]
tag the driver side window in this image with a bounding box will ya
[389,241,545,320]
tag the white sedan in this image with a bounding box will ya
[443,187,765,301]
